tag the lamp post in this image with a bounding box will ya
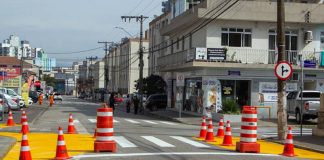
[115,27,134,38]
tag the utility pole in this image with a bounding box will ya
[121,15,148,114]
[86,56,98,99]
[19,47,24,95]
[98,41,114,92]
[277,0,287,140]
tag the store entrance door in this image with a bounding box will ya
[221,80,251,110]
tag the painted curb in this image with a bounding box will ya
[0,136,17,159]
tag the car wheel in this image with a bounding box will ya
[296,111,301,124]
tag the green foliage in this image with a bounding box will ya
[135,74,166,96]
[42,74,56,87]
[221,99,240,114]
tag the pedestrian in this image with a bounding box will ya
[49,93,54,107]
[126,94,131,113]
[109,92,115,113]
[133,95,139,114]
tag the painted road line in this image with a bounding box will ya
[142,136,175,147]
[159,121,177,125]
[73,152,280,159]
[142,120,158,124]
[88,119,119,123]
[74,119,89,134]
[125,119,140,124]
[170,136,210,148]
[113,136,137,148]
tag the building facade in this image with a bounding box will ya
[150,0,324,118]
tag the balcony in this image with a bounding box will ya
[157,47,323,70]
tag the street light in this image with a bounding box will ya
[115,27,134,38]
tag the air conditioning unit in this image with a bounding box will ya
[304,31,313,43]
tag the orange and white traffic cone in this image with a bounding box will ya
[21,112,29,134]
[19,132,32,160]
[216,117,224,137]
[282,126,296,157]
[67,114,76,134]
[55,127,71,160]
[222,121,234,146]
[20,110,27,124]
[205,118,216,142]
[6,111,15,126]
[197,116,207,139]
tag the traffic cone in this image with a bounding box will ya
[21,114,29,134]
[19,132,32,160]
[282,126,296,157]
[205,118,216,142]
[67,114,76,134]
[222,121,234,146]
[20,110,27,124]
[55,127,71,159]
[197,116,207,139]
[93,128,97,138]
[6,111,15,126]
[216,117,224,137]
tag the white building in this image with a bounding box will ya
[150,0,324,118]
[93,61,105,89]
[106,37,149,94]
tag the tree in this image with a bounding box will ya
[43,74,56,87]
[135,75,166,96]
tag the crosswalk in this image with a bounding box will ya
[260,128,312,138]
[109,135,210,149]
[87,118,177,126]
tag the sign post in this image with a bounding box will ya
[274,61,293,81]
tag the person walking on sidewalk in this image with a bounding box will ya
[133,95,139,114]
[126,94,131,113]
[109,92,115,113]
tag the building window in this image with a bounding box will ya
[176,37,180,50]
[221,28,252,47]
[182,36,185,50]
[268,30,298,51]
[321,31,324,50]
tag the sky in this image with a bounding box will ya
[0,0,163,66]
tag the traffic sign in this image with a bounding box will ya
[274,61,293,81]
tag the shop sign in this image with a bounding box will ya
[202,77,222,113]
[195,48,207,60]
[176,73,185,87]
[3,77,20,88]
[223,86,232,95]
[259,82,297,102]
[228,70,241,76]
[207,48,226,60]
[0,67,20,80]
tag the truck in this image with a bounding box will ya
[287,90,321,123]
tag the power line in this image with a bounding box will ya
[47,46,104,54]
[136,0,155,16]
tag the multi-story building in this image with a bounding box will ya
[53,67,79,95]
[106,37,149,94]
[93,60,105,90]
[150,0,324,118]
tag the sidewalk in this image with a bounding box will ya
[0,136,16,159]
[145,108,324,154]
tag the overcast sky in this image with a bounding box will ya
[0,0,163,66]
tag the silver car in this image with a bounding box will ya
[1,93,19,111]
[0,95,9,113]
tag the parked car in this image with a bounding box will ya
[0,95,9,113]
[144,94,167,111]
[0,87,26,108]
[0,93,19,111]
[287,90,321,123]
[54,93,63,101]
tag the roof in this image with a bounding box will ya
[0,56,33,68]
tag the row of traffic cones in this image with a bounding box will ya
[197,116,296,157]
[19,127,71,160]
[6,110,76,134]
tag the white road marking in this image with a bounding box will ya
[142,136,175,147]
[73,152,280,158]
[113,136,137,148]
[142,120,158,124]
[73,119,89,134]
[88,119,119,123]
[125,119,140,124]
[170,136,210,148]
[159,121,177,125]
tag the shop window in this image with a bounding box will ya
[221,28,252,47]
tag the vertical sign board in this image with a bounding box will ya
[207,48,226,61]
[202,76,222,115]
[195,48,207,60]
[22,83,29,107]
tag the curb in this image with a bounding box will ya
[30,105,50,125]
[0,136,16,159]
[263,138,324,154]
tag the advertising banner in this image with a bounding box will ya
[0,68,20,80]
[202,77,222,115]
[195,48,207,60]
[22,83,29,107]
[259,82,297,102]
[207,48,226,60]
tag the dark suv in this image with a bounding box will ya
[144,94,167,111]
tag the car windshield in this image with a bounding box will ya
[300,92,321,98]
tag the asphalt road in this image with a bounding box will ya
[13,96,300,160]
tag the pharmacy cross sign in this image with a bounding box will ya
[274,61,293,81]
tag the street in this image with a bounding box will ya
[1,96,316,159]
